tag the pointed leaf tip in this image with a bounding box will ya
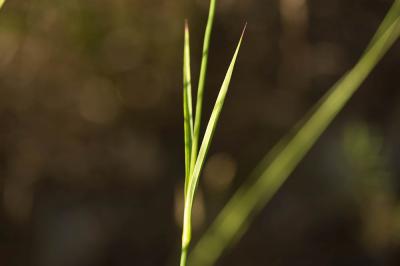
[185,19,189,32]
[241,23,247,38]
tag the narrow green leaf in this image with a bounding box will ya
[187,24,246,220]
[190,0,217,175]
[183,20,194,196]
[181,25,246,265]
[189,6,400,266]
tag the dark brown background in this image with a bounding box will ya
[0,0,400,265]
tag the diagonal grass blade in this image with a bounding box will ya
[189,4,400,266]
[366,0,400,53]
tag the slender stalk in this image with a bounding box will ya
[0,0,5,10]
[190,0,217,174]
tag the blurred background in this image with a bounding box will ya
[0,0,400,265]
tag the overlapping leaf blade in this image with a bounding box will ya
[183,21,194,197]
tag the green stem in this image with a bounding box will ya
[180,200,192,266]
[180,247,188,266]
[190,0,217,173]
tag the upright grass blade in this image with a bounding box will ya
[190,0,217,174]
[188,3,400,266]
[0,0,5,10]
[180,26,246,266]
[183,20,194,196]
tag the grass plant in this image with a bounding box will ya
[180,1,245,265]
